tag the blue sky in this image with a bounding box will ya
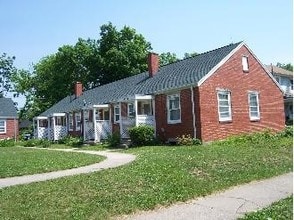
[0,0,293,108]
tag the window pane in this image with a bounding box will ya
[219,100,229,106]
[219,106,229,112]
[0,121,4,126]
[251,111,259,117]
[170,109,180,120]
[218,93,228,100]
[220,112,230,118]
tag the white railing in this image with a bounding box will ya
[95,120,112,141]
[137,115,155,126]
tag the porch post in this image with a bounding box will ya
[134,99,138,127]
[47,118,50,140]
[119,102,123,138]
[83,109,86,141]
[52,117,56,141]
[93,108,97,142]
[109,105,112,134]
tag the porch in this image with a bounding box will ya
[34,113,67,141]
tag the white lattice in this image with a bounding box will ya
[54,126,67,140]
[48,128,54,140]
[95,120,111,141]
[37,127,48,139]
[121,117,135,138]
[85,122,95,141]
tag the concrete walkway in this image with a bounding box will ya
[124,172,293,220]
[0,148,136,189]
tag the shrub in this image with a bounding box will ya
[57,135,83,147]
[278,126,293,138]
[129,125,154,146]
[106,131,121,148]
[23,139,52,148]
[176,134,202,146]
[0,139,15,147]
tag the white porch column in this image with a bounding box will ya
[134,99,138,127]
[93,108,97,142]
[36,119,39,139]
[52,117,56,141]
[47,118,50,140]
[119,102,123,137]
[83,110,86,141]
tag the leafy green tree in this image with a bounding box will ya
[276,62,293,72]
[13,23,152,119]
[159,52,178,66]
[0,53,17,97]
[98,22,152,85]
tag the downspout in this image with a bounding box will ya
[190,86,196,139]
[14,118,17,142]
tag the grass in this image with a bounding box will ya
[0,135,292,219]
[239,196,293,220]
[0,147,105,178]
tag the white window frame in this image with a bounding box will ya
[217,90,232,122]
[0,120,6,134]
[167,94,181,124]
[128,103,135,117]
[75,112,81,131]
[242,56,249,72]
[248,91,260,121]
[68,113,73,131]
[114,104,120,123]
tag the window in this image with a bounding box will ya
[217,90,232,122]
[248,92,260,120]
[56,116,66,126]
[114,105,120,123]
[128,103,135,117]
[0,120,6,133]
[69,113,73,131]
[167,94,181,124]
[39,119,48,128]
[138,101,152,115]
[242,56,249,72]
[75,112,81,131]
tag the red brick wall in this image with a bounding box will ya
[155,89,195,142]
[0,119,19,139]
[198,45,285,142]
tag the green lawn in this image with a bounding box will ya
[0,147,105,178]
[239,196,293,220]
[0,136,292,219]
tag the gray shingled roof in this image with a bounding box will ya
[39,42,242,117]
[0,98,18,118]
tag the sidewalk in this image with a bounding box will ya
[124,172,293,220]
[0,148,136,189]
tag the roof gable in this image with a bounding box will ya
[0,98,18,118]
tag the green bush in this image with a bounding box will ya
[23,139,52,148]
[129,125,154,146]
[278,126,293,137]
[106,131,121,148]
[176,134,202,146]
[0,139,15,147]
[59,135,83,147]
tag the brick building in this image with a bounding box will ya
[0,98,18,140]
[34,42,285,143]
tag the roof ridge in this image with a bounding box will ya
[159,41,243,68]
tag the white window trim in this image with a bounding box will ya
[68,113,73,131]
[248,91,260,121]
[0,120,6,134]
[114,104,120,123]
[127,103,134,117]
[242,55,249,72]
[75,112,81,131]
[167,94,181,124]
[217,90,232,122]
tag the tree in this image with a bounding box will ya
[184,52,198,59]
[98,22,152,85]
[276,62,293,72]
[0,53,17,97]
[12,23,153,119]
[159,52,178,66]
